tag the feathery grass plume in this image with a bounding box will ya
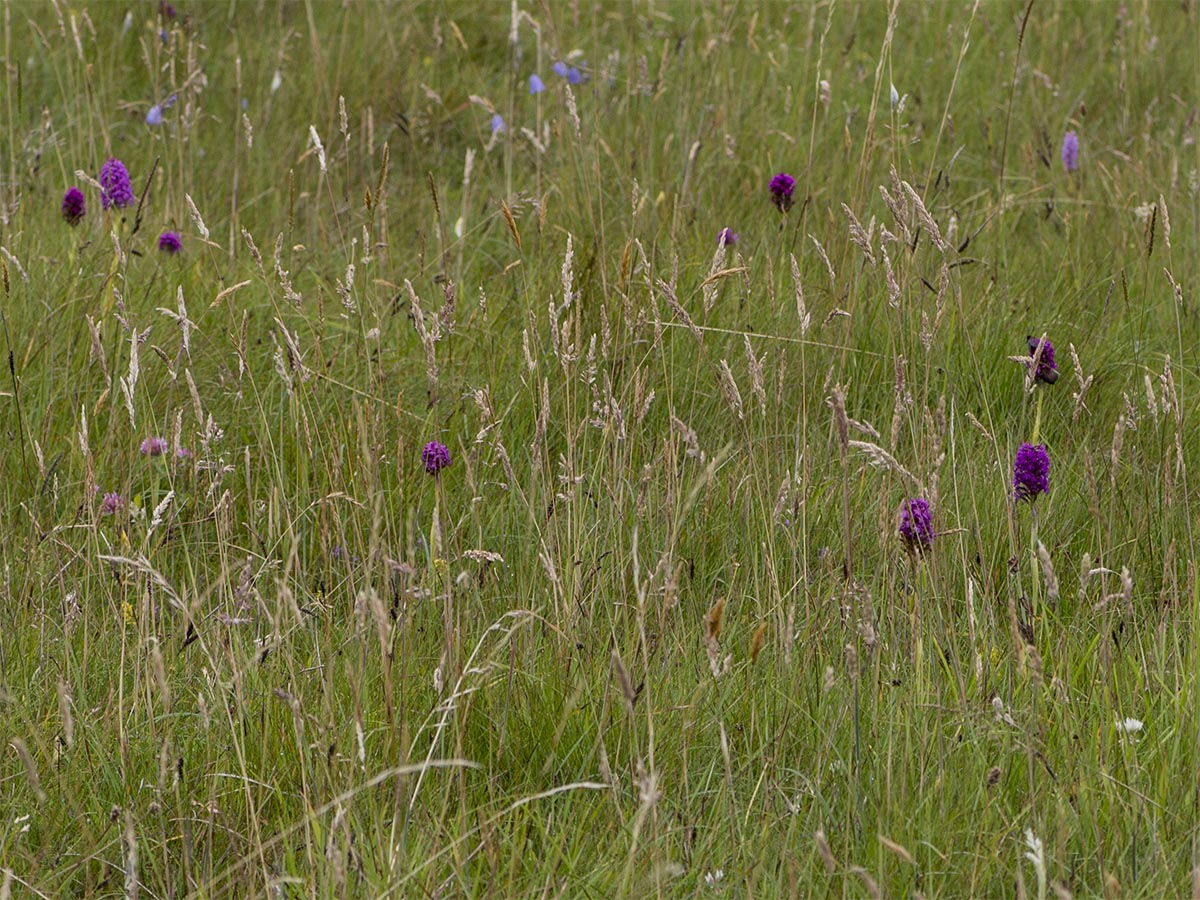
[57,679,74,749]
[790,253,811,335]
[148,490,175,533]
[809,233,837,288]
[744,334,767,415]
[901,179,947,252]
[1037,541,1059,604]
[11,737,46,802]
[309,125,327,173]
[851,867,882,900]
[123,808,139,900]
[99,158,135,209]
[815,830,837,874]
[879,834,915,866]
[1158,194,1171,249]
[0,247,27,284]
[1069,343,1093,420]
[716,359,744,420]
[61,187,85,224]
[881,244,901,307]
[841,202,876,265]
[1026,335,1058,384]
[658,278,703,343]
[1023,829,1047,900]
[704,597,730,677]
[184,194,209,239]
[564,83,581,138]
[1013,443,1049,500]
[1061,130,1080,172]
[848,440,919,487]
[749,622,767,664]
[611,650,636,714]
[1110,415,1126,491]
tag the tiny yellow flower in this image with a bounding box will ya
[122,601,135,625]
[432,557,449,583]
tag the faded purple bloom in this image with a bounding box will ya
[176,446,191,459]
[99,158,136,210]
[1061,131,1079,173]
[140,436,168,456]
[1026,335,1058,384]
[101,492,125,515]
[718,227,738,247]
[529,74,545,94]
[491,113,506,134]
[422,440,451,475]
[146,104,164,126]
[159,1,176,19]
[1013,443,1050,501]
[899,497,934,550]
[567,66,585,85]
[158,230,182,254]
[61,187,86,225]
[551,61,569,78]
[768,172,795,212]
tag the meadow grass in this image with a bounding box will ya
[0,1,1198,896]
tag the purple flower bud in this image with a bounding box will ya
[1013,443,1050,501]
[100,158,136,210]
[718,227,738,247]
[491,113,506,134]
[422,440,451,476]
[551,61,569,78]
[768,172,796,212]
[158,230,182,254]
[1061,131,1079,173]
[898,497,934,551]
[61,187,86,225]
[1026,335,1058,384]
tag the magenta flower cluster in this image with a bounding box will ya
[1013,443,1050,501]
[140,436,169,456]
[422,440,451,476]
[62,187,86,225]
[1061,131,1080,173]
[100,158,136,210]
[899,498,934,551]
[158,231,182,254]
[768,172,795,212]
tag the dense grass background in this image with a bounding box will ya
[0,1,1198,896]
